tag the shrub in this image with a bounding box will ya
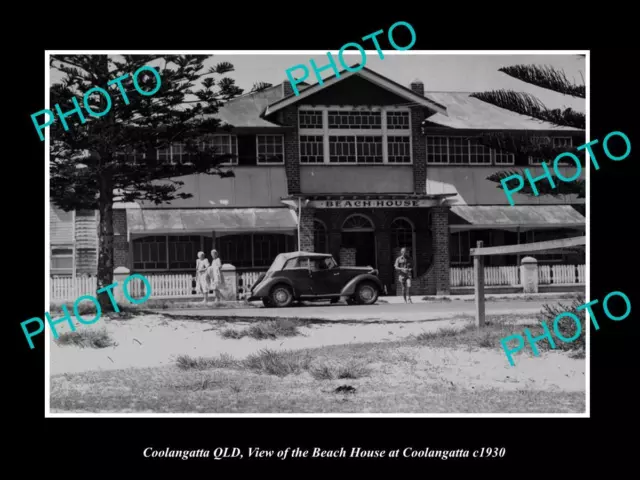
[55,329,116,349]
[540,295,586,353]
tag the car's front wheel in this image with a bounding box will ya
[355,282,379,305]
[270,284,294,308]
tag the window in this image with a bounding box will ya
[51,246,73,275]
[386,111,410,130]
[342,214,374,231]
[257,135,284,164]
[132,235,213,271]
[329,136,356,163]
[391,218,413,252]
[204,135,238,164]
[494,150,515,165]
[427,136,515,165]
[299,110,323,129]
[328,110,381,129]
[217,234,295,269]
[300,135,324,163]
[449,137,470,164]
[133,236,168,270]
[450,231,471,265]
[314,220,328,253]
[426,136,449,164]
[469,140,492,165]
[528,136,574,165]
[387,136,411,163]
[298,107,411,164]
[168,236,202,270]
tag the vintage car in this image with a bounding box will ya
[245,251,383,308]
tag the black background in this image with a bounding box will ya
[10,12,638,474]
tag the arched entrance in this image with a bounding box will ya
[341,214,376,268]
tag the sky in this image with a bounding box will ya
[50,53,586,112]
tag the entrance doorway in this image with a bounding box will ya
[341,214,377,268]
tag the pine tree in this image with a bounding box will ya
[469,57,586,199]
[49,54,259,310]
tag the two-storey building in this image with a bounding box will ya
[50,65,585,295]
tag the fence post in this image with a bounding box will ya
[220,264,237,301]
[113,266,133,307]
[473,240,485,328]
[520,256,539,293]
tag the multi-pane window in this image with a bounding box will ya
[203,135,238,164]
[51,246,74,276]
[299,110,324,129]
[450,231,471,265]
[157,143,186,164]
[387,136,411,163]
[449,137,471,164]
[328,135,384,163]
[257,135,284,164]
[529,136,574,165]
[427,136,516,165]
[217,234,295,269]
[386,111,410,130]
[328,110,381,129]
[355,136,383,163]
[469,140,492,164]
[426,136,448,164]
[299,108,411,164]
[300,135,324,163]
[329,136,356,163]
[494,150,515,165]
[133,236,168,270]
[391,218,413,252]
[132,235,214,271]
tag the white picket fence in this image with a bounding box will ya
[450,264,585,287]
[50,269,268,302]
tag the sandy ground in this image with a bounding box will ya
[50,314,470,376]
[49,313,586,395]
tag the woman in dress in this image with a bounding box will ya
[207,249,226,305]
[195,251,210,304]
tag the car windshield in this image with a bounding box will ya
[267,254,289,273]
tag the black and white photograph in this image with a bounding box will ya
[45,51,588,415]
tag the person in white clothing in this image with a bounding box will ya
[207,249,226,305]
[195,251,210,304]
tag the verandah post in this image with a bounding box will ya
[473,240,485,328]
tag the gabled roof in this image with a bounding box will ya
[263,66,448,117]
[423,92,583,132]
[215,82,311,128]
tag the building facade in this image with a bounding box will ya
[50,66,586,295]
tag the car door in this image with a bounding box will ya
[308,257,343,295]
[283,257,313,296]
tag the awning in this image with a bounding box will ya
[126,208,298,236]
[450,205,585,231]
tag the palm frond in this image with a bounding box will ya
[499,64,585,98]
[470,90,585,129]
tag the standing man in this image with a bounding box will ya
[394,247,413,304]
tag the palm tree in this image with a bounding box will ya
[470,56,586,199]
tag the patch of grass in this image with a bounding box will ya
[176,353,238,370]
[220,318,307,340]
[412,318,544,352]
[310,360,370,381]
[177,349,313,378]
[55,328,117,349]
[243,348,312,377]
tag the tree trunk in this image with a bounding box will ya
[97,174,115,312]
